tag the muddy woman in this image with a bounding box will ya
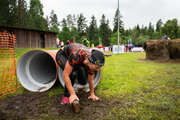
[56,43,105,113]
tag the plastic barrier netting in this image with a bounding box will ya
[0,32,18,97]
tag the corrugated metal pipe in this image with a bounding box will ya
[16,50,101,92]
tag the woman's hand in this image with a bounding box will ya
[69,94,79,105]
[88,94,99,101]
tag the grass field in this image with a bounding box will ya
[99,52,180,119]
[1,48,180,119]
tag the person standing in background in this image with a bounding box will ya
[59,40,61,48]
[161,34,171,40]
[57,38,59,48]
[61,41,64,48]
[67,40,70,45]
[91,43,94,48]
[82,38,90,48]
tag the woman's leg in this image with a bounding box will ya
[56,50,78,97]
[75,66,88,85]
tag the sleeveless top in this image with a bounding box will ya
[63,43,94,75]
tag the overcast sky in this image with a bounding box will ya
[26,0,180,30]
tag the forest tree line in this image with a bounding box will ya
[1,0,180,46]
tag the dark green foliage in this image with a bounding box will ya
[156,19,163,32]
[148,22,154,39]
[0,0,18,27]
[88,15,99,46]
[29,0,46,30]
[45,15,49,30]
[99,14,112,46]
[60,18,67,28]
[161,19,179,39]
[17,0,31,28]
[58,26,71,43]
[1,0,180,46]
[77,13,87,38]
[70,26,80,43]
[66,14,75,28]
[49,10,59,28]
[49,10,59,32]
[113,9,123,34]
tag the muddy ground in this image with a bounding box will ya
[0,91,117,120]
[1,59,179,120]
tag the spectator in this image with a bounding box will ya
[127,44,130,52]
[61,41,64,48]
[56,38,59,48]
[82,38,90,48]
[91,43,94,48]
[59,40,61,48]
[67,40,70,45]
[108,45,111,51]
[161,34,170,40]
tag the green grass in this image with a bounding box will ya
[1,49,180,119]
[97,52,180,119]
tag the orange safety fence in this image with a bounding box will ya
[0,32,18,97]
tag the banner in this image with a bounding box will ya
[113,45,125,54]
[105,47,109,51]
[131,47,144,52]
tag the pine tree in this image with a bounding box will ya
[60,18,67,28]
[66,14,73,29]
[29,0,46,30]
[88,15,98,44]
[72,14,77,27]
[0,0,18,27]
[113,9,123,33]
[148,22,154,39]
[156,19,163,32]
[19,0,31,28]
[45,15,49,30]
[49,10,59,32]
[136,24,141,37]
[77,13,87,38]
[99,14,112,46]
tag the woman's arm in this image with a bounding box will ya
[88,74,99,100]
[63,61,79,104]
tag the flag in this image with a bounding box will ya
[99,37,102,46]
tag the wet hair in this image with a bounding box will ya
[88,50,105,66]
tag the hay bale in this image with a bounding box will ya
[168,39,180,59]
[143,40,170,61]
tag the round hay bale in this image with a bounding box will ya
[168,39,180,59]
[143,40,170,61]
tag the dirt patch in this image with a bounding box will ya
[0,92,117,120]
[139,58,180,63]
